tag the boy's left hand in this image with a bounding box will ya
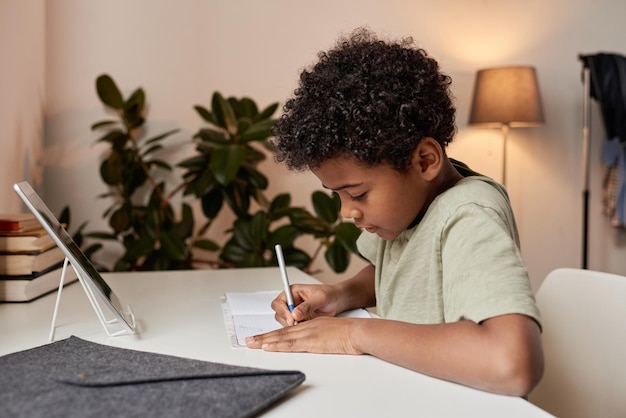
[245,316,365,355]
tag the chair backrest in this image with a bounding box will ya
[529,268,626,418]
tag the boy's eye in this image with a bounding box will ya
[349,192,366,202]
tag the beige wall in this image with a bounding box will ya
[0,0,45,212]
[2,0,626,289]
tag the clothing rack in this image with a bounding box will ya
[578,52,626,269]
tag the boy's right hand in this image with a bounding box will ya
[271,283,342,326]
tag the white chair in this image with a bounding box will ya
[529,268,626,418]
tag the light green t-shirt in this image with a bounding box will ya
[357,175,541,327]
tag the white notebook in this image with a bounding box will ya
[222,291,371,347]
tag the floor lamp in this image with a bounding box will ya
[468,66,545,186]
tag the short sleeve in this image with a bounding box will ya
[440,202,541,326]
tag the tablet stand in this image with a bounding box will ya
[49,257,136,341]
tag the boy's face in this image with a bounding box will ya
[312,155,431,241]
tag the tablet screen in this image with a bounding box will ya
[13,181,135,333]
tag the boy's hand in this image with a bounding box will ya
[245,316,365,355]
[271,283,343,326]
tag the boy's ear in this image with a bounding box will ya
[412,137,443,181]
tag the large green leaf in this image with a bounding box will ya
[145,128,180,145]
[297,219,332,237]
[109,205,131,233]
[281,247,311,269]
[141,144,163,157]
[194,105,216,124]
[194,128,228,145]
[124,88,145,116]
[178,154,205,169]
[210,145,246,185]
[227,97,243,117]
[86,231,118,240]
[100,153,123,185]
[96,130,128,149]
[268,224,299,247]
[91,120,118,130]
[324,242,350,273]
[145,191,164,228]
[269,193,291,214]
[312,190,338,223]
[189,167,218,197]
[160,230,189,261]
[241,166,268,191]
[201,188,224,219]
[254,188,270,212]
[146,159,172,171]
[334,222,362,254]
[258,102,279,120]
[236,118,252,136]
[331,192,342,212]
[194,239,220,252]
[238,98,258,118]
[249,211,269,246]
[121,163,148,197]
[58,206,71,228]
[231,217,258,252]
[212,92,237,135]
[174,203,194,238]
[289,209,331,236]
[224,181,251,217]
[243,146,267,165]
[240,119,276,142]
[122,88,146,129]
[220,240,249,264]
[259,139,276,153]
[142,250,175,270]
[221,240,265,267]
[124,235,156,262]
[113,258,131,272]
[96,74,124,110]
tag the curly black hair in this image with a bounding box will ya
[272,28,456,173]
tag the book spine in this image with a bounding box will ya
[0,221,21,231]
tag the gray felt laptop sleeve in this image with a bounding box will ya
[0,336,305,418]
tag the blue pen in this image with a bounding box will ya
[274,244,296,313]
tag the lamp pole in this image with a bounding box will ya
[581,67,591,269]
[501,123,510,187]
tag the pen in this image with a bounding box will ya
[274,244,296,313]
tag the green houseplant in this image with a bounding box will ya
[87,74,361,274]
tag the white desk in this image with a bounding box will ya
[0,267,552,417]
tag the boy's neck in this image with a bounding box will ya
[407,157,463,230]
[438,156,465,191]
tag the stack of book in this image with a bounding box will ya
[0,213,77,302]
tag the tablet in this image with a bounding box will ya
[13,181,136,334]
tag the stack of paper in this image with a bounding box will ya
[222,290,371,347]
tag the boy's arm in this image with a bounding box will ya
[249,263,543,396]
[352,313,543,397]
[337,264,543,396]
[248,312,542,397]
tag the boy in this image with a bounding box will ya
[245,28,544,397]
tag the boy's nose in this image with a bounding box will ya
[341,205,362,221]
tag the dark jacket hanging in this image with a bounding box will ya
[580,53,626,227]
[580,53,626,144]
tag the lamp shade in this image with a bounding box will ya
[468,66,545,127]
